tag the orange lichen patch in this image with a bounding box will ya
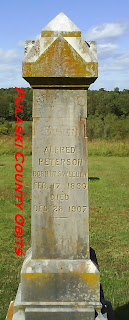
[22,273,54,290]
[66,37,95,61]
[22,273,55,290]
[42,37,56,49]
[22,62,31,76]
[79,273,99,289]
[31,84,89,88]
[41,31,81,37]
[22,272,99,289]
[22,273,52,280]
[75,262,89,273]
[80,117,87,138]
[6,301,14,320]
[74,304,88,309]
[96,307,102,313]
[22,37,98,78]
[32,118,39,136]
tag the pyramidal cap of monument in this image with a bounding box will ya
[22,12,98,85]
[42,11,80,32]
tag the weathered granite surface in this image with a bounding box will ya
[31,89,89,259]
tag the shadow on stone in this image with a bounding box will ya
[101,299,115,320]
[89,177,100,181]
[114,303,129,320]
[90,247,115,320]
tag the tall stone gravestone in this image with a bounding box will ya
[12,12,102,320]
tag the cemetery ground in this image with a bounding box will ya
[0,135,129,320]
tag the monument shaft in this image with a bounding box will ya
[32,89,89,259]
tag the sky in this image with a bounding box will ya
[0,0,129,90]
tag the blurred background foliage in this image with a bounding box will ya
[0,87,129,140]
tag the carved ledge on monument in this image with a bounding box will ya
[20,258,100,304]
[12,284,102,320]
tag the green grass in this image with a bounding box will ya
[88,139,129,156]
[88,157,129,319]
[0,134,129,157]
[0,155,31,319]
[0,153,129,319]
[0,134,32,156]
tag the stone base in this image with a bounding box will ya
[12,284,102,320]
[11,250,103,319]
[21,251,100,303]
[25,307,95,320]
[13,308,95,320]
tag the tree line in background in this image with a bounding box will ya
[0,87,129,140]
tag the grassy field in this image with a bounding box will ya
[89,156,129,319]
[0,137,129,319]
[0,134,129,157]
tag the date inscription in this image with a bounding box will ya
[34,205,87,214]
[69,206,87,213]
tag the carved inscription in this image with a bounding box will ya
[34,205,64,213]
[34,181,87,189]
[33,204,88,214]
[34,182,61,189]
[69,206,87,212]
[33,171,87,178]
[32,89,89,258]
[68,183,87,189]
[44,146,75,154]
[43,126,79,137]
[35,93,85,108]
[33,92,86,119]
[38,158,83,166]
[51,194,69,200]
[33,142,88,216]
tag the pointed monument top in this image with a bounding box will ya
[41,12,81,37]
[43,12,80,32]
[23,12,98,83]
